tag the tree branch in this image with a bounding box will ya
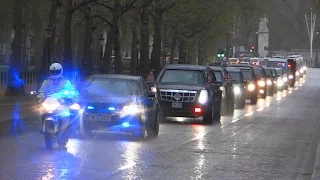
[95,1,115,11]
[92,14,113,26]
[121,0,137,15]
[71,0,97,14]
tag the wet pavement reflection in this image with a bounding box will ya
[0,73,318,180]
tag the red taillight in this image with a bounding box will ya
[194,107,202,113]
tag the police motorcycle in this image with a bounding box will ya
[38,89,81,148]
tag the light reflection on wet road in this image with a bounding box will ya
[1,70,320,180]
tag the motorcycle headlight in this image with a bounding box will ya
[233,86,241,94]
[283,77,288,82]
[42,97,60,112]
[248,83,255,91]
[198,90,208,104]
[69,103,80,110]
[258,80,266,87]
[122,104,141,115]
[267,80,272,86]
[289,75,294,79]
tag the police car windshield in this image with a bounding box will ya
[81,78,139,96]
[229,72,241,82]
[160,69,204,85]
[241,70,253,80]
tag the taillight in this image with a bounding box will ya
[194,107,202,113]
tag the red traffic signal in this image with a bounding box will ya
[251,46,255,50]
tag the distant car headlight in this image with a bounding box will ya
[295,71,300,76]
[248,83,255,91]
[258,80,266,87]
[122,104,141,115]
[267,80,272,86]
[289,75,294,79]
[277,79,284,86]
[151,87,157,93]
[198,90,209,104]
[233,86,241,94]
[299,69,304,73]
[303,66,307,71]
[283,77,288,82]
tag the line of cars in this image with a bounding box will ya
[75,60,306,139]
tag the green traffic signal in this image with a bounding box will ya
[221,54,225,57]
[218,54,221,57]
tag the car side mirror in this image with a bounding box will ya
[147,90,155,97]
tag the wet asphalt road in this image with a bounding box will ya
[0,69,320,180]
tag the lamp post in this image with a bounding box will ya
[316,29,319,63]
[99,34,104,73]
[45,25,52,73]
[136,40,140,75]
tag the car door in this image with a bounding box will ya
[209,69,222,107]
[142,79,157,121]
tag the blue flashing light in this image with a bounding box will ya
[63,90,70,95]
[87,106,94,110]
[108,107,115,111]
[122,122,130,127]
[62,111,71,117]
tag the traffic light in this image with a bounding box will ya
[250,46,255,53]
[217,49,225,58]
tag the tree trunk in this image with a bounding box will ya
[102,27,114,73]
[130,10,138,75]
[38,0,59,87]
[113,1,122,74]
[63,0,73,78]
[82,7,93,79]
[169,33,177,64]
[150,0,162,77]
[139,0,151,78]
[7,0,24,96]
[178,39,187,64]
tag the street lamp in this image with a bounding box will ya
[316,29,319,62]
[136,40,140,75]
[255,31,258,57]
[99,34,104,73]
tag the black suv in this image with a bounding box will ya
[229,64,267,99]
[262,67,275,96]
[225,67,246,109]
[155,64,222,124]
[209,66,234,115]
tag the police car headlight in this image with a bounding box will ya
[289,75,294,79]
[122,104,141,114]
[267,80,272,86]
[248,83,255,91]
[258,80,266,87]
[233,86,241,94]
[198,90,209,104]
[151,87,157,93]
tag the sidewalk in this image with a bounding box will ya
[0,96,37,105]
[312,141,320,179]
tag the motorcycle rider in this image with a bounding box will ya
[37,63,76,142]
[37,63,74,100]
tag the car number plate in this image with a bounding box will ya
[89,115,111,121]
[172,102,182,108]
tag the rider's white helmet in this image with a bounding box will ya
[49,63,63,79]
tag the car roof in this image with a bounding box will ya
[225,67,241,72]
[209,66,224,71]
[163,64,207,70]
[228,64,264,69]
[88,74,141,80]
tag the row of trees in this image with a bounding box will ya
[7,0,266,94]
